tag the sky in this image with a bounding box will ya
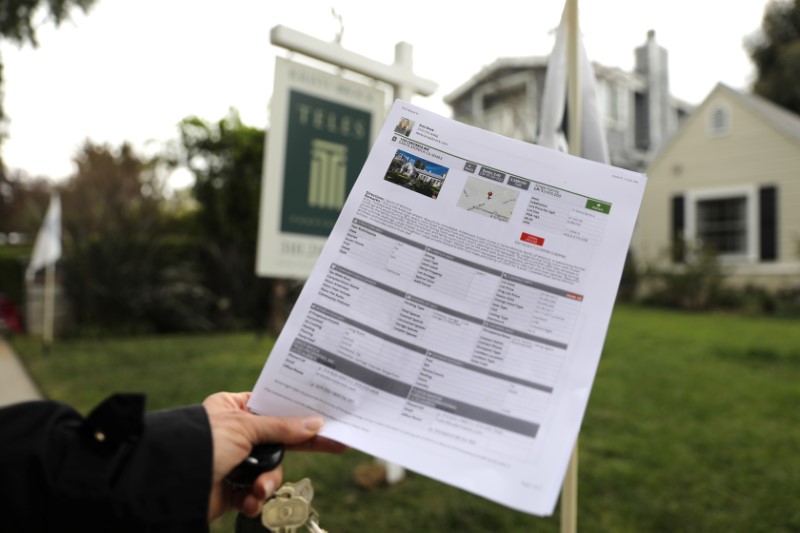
[0,0,773,188]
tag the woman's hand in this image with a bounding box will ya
[202,391,347,521]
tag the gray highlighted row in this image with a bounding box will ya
[310,303,553,391]
[290,338,412,398]
[501,271,584,301]
[289,336,539,438]
[408,388,539,438]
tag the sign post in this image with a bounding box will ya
[255,57,385,278]
[258,26,437,485]
[257,27,437,279]
[269,25,437,103]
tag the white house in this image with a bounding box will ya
[445,31,693,172]
[633,83,800,290]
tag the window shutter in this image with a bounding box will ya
[759,186,777,261]
[671,195,685,263]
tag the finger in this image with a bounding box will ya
[238,493,263,518]
[221,391,251,410]
[225,486,249,517]
[203,392,240,412]
[230,391,251,409]
[287,435,349,454]
[244,414,326,445]
[238,467,282,518]
[253,466,282,500]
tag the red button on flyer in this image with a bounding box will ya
[520,232,545,246]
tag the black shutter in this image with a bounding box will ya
[759,186,777,261]
[671,195,685,263]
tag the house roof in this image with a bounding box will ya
[649,83,800,169]
[718,83,800,143]
[444,56,549,104]
[443,54,694,114]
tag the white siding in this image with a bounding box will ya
[634,86,800,289]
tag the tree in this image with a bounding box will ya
[746,0,800,114]
[61,141,215,333]
[0,169,50,235]
[0,169,49,310]
[0,0,96,152]
[172,109,274,330]
[62,141,163,239]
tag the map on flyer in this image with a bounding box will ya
[457,176,520,222]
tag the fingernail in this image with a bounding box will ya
[263,479,275,498]
[302,415,324,432]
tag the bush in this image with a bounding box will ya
[640,247,726,310]
[774,286,800,317]
[411,180,439,198]
[616,249,639,302]
[0,245,29,308]
[636,242,800,317]
[62,237,218,334]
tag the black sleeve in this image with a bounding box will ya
[0,394,212,533]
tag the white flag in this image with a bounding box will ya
[538,2,610,164]
[26,192,62,281]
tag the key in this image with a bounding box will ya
[261,481,312,533]
[286,478,314,504]
[288,480,327,533]
[305,512,329,533]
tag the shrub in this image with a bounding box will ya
[640,246,726,311]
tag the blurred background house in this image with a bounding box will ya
[445,29,799,296]
[633,83,800,291]
[445,31,692,172]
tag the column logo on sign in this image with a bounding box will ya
[308,139,348,209]
[281,90,372,236]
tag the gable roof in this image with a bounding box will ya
[444,56,548,104]
[724,83,800,143]
[444,54,693,114]
[649,83,800,169]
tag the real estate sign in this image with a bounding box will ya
[257,57,385,278]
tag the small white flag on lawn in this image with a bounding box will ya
[26,193,62,281]
[538,3,609,165]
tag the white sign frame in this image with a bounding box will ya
[256,57,386,279]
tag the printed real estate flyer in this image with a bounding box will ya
[249,100,647,516]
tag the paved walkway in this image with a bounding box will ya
[0,336,42,407]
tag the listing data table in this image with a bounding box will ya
[522,187,610,247]
[249,100,648,516]
[275,217,585,461]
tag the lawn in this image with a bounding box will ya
[11,305,800,532]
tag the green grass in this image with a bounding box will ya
[11,305,800,532]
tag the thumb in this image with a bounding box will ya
[244,414,326,445]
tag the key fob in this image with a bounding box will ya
[225,443,285,490]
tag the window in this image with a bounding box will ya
[707,105,731,137]
[605,82,620,122]
[634,91,649,150]
[481,84,526,138]
[671,195,685,262]
[680,186,777,263]
[696,196,747,254]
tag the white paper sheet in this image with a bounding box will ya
[249,100,647,516]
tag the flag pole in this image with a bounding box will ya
[27,191,62,355]
[561,0,580,532]
[567,0,582,157]
[42,262,56,355]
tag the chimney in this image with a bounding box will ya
[634,30,670,152]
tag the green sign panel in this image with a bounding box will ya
[281,90,372,236]
[585,199,611,214]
